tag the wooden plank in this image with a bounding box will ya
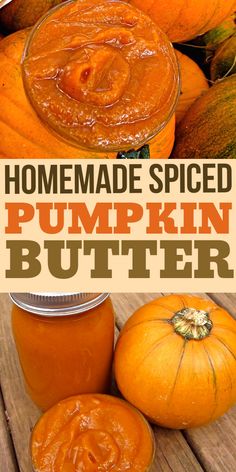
[112,292,162,329]
[208,293,236,320]
[184,407,236,472]
[153,428,203,472]
[0,388,19,472]
[0,293,40,472]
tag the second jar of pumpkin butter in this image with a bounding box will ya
[10,293,115,411]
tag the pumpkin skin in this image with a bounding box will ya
[172,75,236,159]
[201,15,235,56]
[128,0,236,42]
[0,29,175,159]
[175,50,209,123]
[211,35,236,82]
[114,295,236,429]
[0,0,65,32]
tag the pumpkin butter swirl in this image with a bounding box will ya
[31,394,155,472]
[22,0,179,151]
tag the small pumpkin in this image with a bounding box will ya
[211,35,236,82]
[128,0,236,42]
[172,75,236,159]
[201,14,235,58]
[114,294,236,429]
[0,0,65,32]
[0,29,175,159]
[175,50,209,123]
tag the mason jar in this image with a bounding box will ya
[10,293,115,410]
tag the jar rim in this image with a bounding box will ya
[10,292,110,316]
[21,0,180,153]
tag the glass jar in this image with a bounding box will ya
[21,0,180,159]
[10,293,115,411]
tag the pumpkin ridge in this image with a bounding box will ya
[209,306,221,315]
[119,319,171,337]
[153,296,186,315]
[196,0,220,37]
[212,336,236,361]
[1,91,40,121]
[208,338,234,395]
[0,114,62,156]
[165,3,185,37]
[0,115,44,148]
[1,53,20,67]
[177,294,187,310]
[205,0,236,33]
[167,339,187,404]
[203,342,218,403]
[211,325,236,335]
[149,303,175,316]
[136,332,174,368]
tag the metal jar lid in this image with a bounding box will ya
[9,293,109,317]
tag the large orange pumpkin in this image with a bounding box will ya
[0,29,175,159]
[114,295,236,429]
[0,0,65,32]
[175,50,209,123]
[128,0,236,42]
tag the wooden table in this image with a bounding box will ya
[1,293,236,472]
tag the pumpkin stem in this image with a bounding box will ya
[171,308,213,340]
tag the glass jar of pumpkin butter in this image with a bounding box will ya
[10,292,115,411]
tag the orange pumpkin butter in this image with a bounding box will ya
[31,394,155,472]
[21,0,179,154]
[11,293,115,411]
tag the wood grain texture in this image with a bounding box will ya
[0,388,18,472]
[0,292,236,472]
[0,293,40,472]
[153,428,203,472]
[184,407,236,472]
[208,293,236,320]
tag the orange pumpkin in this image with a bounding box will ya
[0,0,65,32]
[114,295,236,429]
[0,29,175,159]
[128,0,236,42]
[175,50,209,123]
